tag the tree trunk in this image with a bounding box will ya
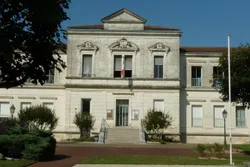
[80,128,83,137]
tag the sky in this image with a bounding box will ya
[62,0,250,47]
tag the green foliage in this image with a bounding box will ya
[71,136,97,142]
[159,139,166,145]
[0,125,56,161]
[0,0,70,88]
[215,43,250,106]
[18,105,58,130]
[196,143,227,158]
[142,109,172,138]
[73,112,95,137]
[197,144,206,157]
[213,143,225,158]
[206,145,214,157]
[22,136,56,161]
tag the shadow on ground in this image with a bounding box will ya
[243,151,250,156]
[39,154,71,162]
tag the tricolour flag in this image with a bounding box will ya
[120,58,125,77]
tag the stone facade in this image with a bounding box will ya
[0,8,249,144]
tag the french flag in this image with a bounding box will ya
[120,58,125,77]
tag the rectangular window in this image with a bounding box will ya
[114,55,132,78]
[114,55,122,78]
[192,105,202,127]
[214,106,224,127]
[81,99,91,113]
[125,55,132,77]
[0,102,10,117]
[21,102,31,110]
[153,100,164,112]
[82,55,92,77]
[236,106,246,128]
[43,102,54,111]
[191,66,202,87]
[154,56,163,78]
[213,66,222,88]
[45,69,54,83]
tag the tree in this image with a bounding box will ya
[73,112,95,137]
[18,105,59,130]
[142,109,172,139]
[0,0,70,88]
[214,43,250,106]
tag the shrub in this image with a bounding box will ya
[159,139,166,145]
[0,125,56,161]
[22,136,56,161]
[71,136,96,142]
[197,144,206,157]
[142,109,172,139]
[213,143,225,158]
[73,112,95,137]
[0,117,20,134]
[206,145,214,158]
[18,105,58,130]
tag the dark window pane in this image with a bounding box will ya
[125,70,132,78]
[154,65,158,78]
[114,71,121,78]
[159,65,163,78]
[81,99,90,113]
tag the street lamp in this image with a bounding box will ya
[222,109,228,145]
[10,104,16,122]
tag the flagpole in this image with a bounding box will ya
[228,34,233,165]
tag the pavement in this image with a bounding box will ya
[29,143,197,167]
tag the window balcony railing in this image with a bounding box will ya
[192,118,202,127]
[214,118,224,127]
[236,118,246,128]
[82,73,92,77]
[191,78,202,87]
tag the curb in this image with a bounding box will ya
[73,165,242,167]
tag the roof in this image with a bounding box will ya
[68,24,180,31]
[180,47,228,53]
[101,8,147,23]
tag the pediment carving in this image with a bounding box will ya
[109,38,139,53]
[77,41,99,54]
[148,42,170,54]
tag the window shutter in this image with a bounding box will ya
[125,56,132,70]
[154,100,164,112]
[114,56,122,71]
[83,55,92,74]
[0,103,10,117]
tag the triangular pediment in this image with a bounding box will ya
[101,8,146,23]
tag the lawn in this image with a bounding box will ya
[81,155,250,165]
[0,159,35,167]
[233,144,250,152]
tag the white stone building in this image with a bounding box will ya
[0,8,249,144]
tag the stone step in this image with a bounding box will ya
[106,128,140,144]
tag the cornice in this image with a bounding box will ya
[65,76,180,81]
[65,84,180,90]
[67,30,182,37]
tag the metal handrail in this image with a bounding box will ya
[98,118,109,144]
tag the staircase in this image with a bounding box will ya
[105,128,140,144]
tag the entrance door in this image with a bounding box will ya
[116,100,129,126]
